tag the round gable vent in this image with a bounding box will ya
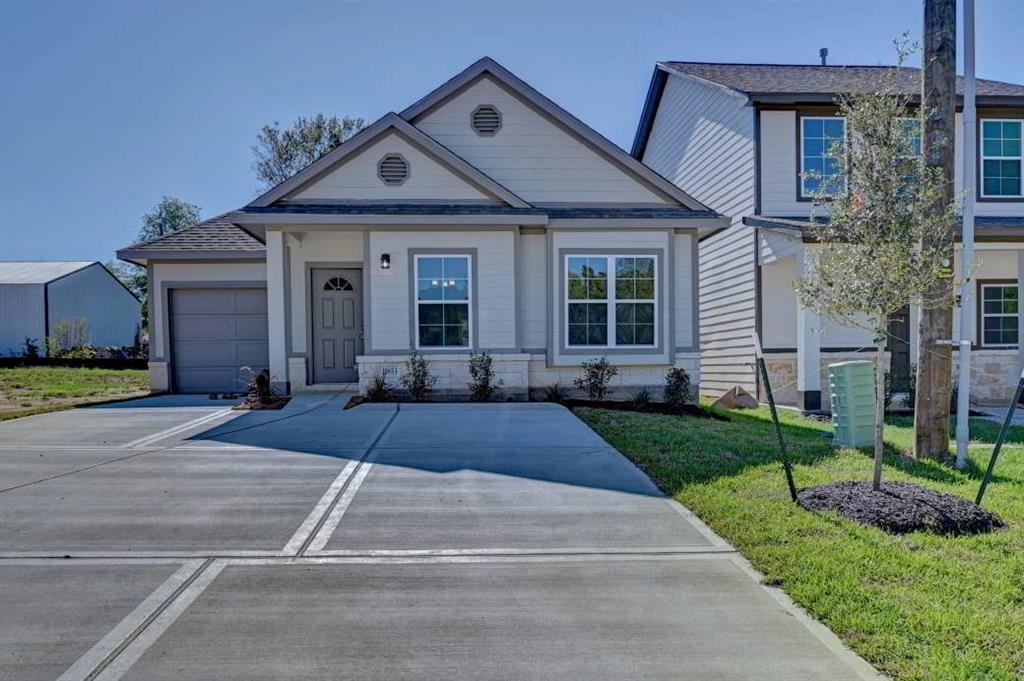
[378,154,409,185]
[471,105,502,136]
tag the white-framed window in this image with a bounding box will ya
[800,116,846,197]
[898,117,922,186]
[414,254,471,349]
[565,255,657,348]
[980,283,1019,348]
[981,119,1023,198]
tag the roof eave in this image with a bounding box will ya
[228,211,549,226]
[115,248,267,265]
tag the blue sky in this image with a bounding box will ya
[1,0,1021,262]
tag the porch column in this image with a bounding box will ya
[795,244,821,411]
[266,229,289,393]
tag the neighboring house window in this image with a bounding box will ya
[980,283,1019,347]
[800,116,846,197]
[899,117,922,186]
[415,255,471,348]
[981,119,1023,198]
[566,255,656,347]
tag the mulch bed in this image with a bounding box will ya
[232,396,291,411]
[797,481,1005,536]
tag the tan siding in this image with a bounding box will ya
[642,74,756,223]
[519,233,547,349]
[416,76,667,204]
[293,132,492,202]
[698,226,757,397]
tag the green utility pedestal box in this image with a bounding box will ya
[827,360,876,448]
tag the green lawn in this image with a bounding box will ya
[577,404,1024,681]
[0,367,149,421]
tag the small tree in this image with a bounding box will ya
[252,114,365,191]
[795,44,961,490]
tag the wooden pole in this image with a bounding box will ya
[914,0,957,460]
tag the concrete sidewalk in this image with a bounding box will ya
[0,397,882,680]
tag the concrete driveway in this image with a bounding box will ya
[0,395,880,681]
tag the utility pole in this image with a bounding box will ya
[955,0,976,469]
[915,0,957,460]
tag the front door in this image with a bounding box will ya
[312,268,363,383]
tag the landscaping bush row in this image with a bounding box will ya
[359,352,698,414]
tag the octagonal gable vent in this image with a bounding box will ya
[378,154,409,185]
[471,105,501,136]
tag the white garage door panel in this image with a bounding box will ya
[170,288,269,393]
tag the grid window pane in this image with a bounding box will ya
[981,119,1024,197]
[416,255,471,348]
[980,284,1019,346]
[802,117,845,196]
[565,255,657,348]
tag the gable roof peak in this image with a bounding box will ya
[400,56,710,211]
[248,109,531,209]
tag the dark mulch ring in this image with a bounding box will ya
[797,481,1006,536]
[232,396,291,411]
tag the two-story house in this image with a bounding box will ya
[633,61,1024,410]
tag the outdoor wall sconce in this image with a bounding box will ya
[380,253,391,270]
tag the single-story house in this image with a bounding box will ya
[117,57,726,396]
[0,261,141,356]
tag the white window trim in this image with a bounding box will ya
[979,283,1019,348]
[980,118,1024,199]
[898,117,921,159]
[413,254,473,350]
[564,254,659,349]
[799,115,847,198]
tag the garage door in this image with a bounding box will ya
[169,288,269,393]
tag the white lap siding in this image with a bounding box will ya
[365,230,517,353]
[149,261,268,392]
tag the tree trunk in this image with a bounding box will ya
[874,340,887,491]
[914,0,957,460]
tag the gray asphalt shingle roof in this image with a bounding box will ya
[662,62,1024,99]
[123,214,265,253]
[0,261,94,284]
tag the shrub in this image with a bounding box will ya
[46,318,91,358]
[630,388,652,410]
[574,357,618,400]
[22,338,40,358]
[364,369,393,402]
[542,383,567,404]
[467,351,502,401]
[663,367,693,408]
[241,367,275,405]
[400,351,436,401]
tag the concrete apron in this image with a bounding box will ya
[0,399,882,681]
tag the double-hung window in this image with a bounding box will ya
[981,119,1023,198]
[898,117,922,188]
[415,255,471,348]
[800,116,846,197]
[566,255,657,347]
[980,283,1019,348]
